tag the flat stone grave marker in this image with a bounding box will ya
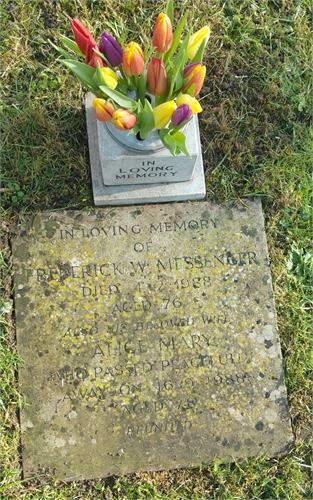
[12,200,293,481]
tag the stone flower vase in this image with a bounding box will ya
[85,92,206,205]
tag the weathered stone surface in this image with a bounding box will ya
[12,200,293,481]
[85,92,206,205]
[89,92,200,185]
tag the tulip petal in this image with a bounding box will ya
[71,18,96,56]
[99,31,123,67]
[176,94,202,113]
[100,67,118,89]
[113,108,137,130]
[152,13,173,53]
[93,98,115,122]
[122,42,144,76]
[153,101,175,129]
[171,104,192,126]
[85,40,103,68]
[187,25,210,60]
[146,57,168,96]
[182,63,206,96]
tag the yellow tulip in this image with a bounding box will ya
[100,67,118,89]
[176,94,202,114]
[153,101,175,129]
[187,25,210,60]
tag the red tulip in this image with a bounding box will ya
[182,62,206,97]
[85,39,104,68]
[146,57,167,96]
[71,18,96,56]
[152,13,173,53]
[113,108,137,130]
[92,98,115,122]
[122,42,144,76]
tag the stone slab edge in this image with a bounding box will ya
[12,200,294,481]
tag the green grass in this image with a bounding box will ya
[1,0,312,498]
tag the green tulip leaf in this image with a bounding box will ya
[166,32,190,99]
[170,130,191,157]
[59,35,85,58]
[138,72,147,107]
[159,129,178,156]
[159,127,192,157]
[59,59,99,91]
[191,38,207,64]
[170,31,191,73]
[174,72,184,92]
[48,40,73,60]
[93,62,105,87]
[185,83,197,97]
[99,86,138,111]
[116,80,128,95]
[166,0,174,23]
[164,11,188,67]
[137,99,155,139]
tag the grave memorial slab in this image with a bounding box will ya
[12,200,293,481]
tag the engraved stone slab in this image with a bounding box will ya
[12,200,293,481]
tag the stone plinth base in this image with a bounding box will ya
[85,93,206,206]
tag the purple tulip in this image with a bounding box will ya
[171,104,192,126]
[99,31,123,67]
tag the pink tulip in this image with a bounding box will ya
[146,57,167,96]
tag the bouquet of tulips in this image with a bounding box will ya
[51,0,210,156]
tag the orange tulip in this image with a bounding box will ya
[92,98,115,122]
[71,18,96,56]
[113,108,137,130]
[146,57,167,96]
[122,42,145,76]
[182,63,206,97]
[152,13,173,53]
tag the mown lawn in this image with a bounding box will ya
[1,0,312,498]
